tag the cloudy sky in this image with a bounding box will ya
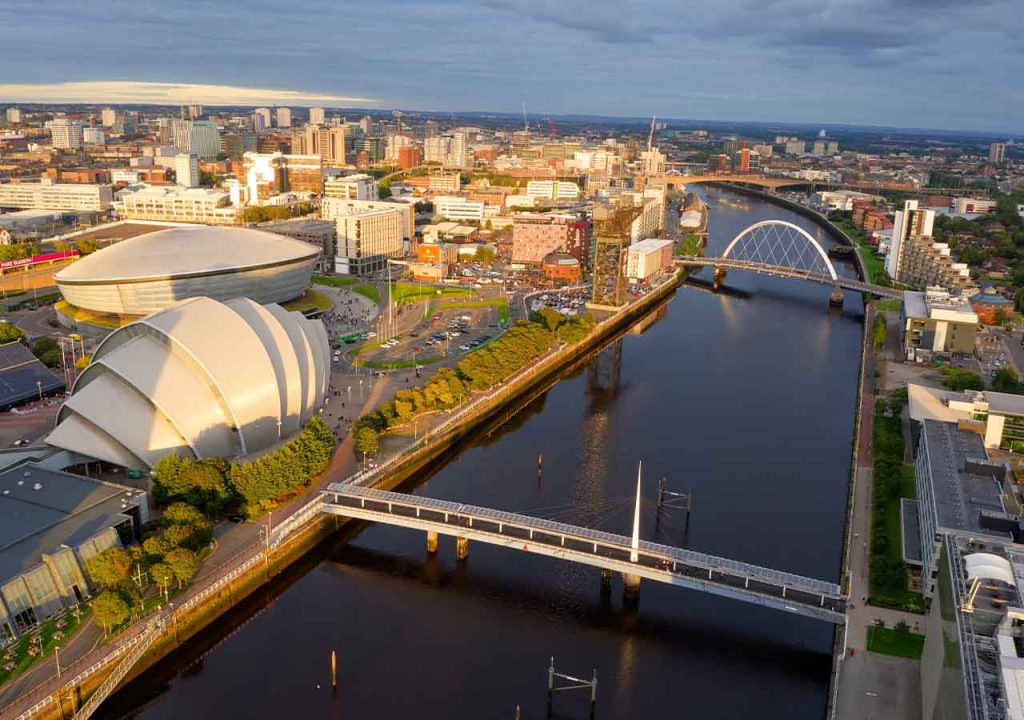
[1,0,1021,133]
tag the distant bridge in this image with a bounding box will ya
[675,220,900,299]
[647,174,809,191]
[322,484,847,624]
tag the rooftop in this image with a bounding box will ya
[0,461,142,580]
[921,419,1007,537]
[55,225,320,284]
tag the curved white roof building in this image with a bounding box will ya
[46,297,329,469]
[55,226,320,316]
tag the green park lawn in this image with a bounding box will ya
[867,625,925,659]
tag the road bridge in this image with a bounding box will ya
[675,220,901,299]
[321,484,847,624]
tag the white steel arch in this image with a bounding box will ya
[721,220,838,281]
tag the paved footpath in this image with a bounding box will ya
[836,303,922,720]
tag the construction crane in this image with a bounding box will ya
[521,102,528,132]
[547,118,557,139]
[647,115,656,152]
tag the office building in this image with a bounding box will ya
[526,181,581,202]
[0,181,112,212]
[100,107,117,127]
[511,212,591,265]
[82,127,105,145]
[252,109,269,132]
[398,145,422,170]
[640,147,666,176]
[626,238,674,281]
[115,185,240,224]
[812,139,839,156]
[424,134,468,168]
[294,124,347,166]
[255,107,273,128]
[990,143,1006,163]
[886,200,973,292]
[707,154,731,173]
[434,196,487,222]
[309,107,325,125]
[324,173,378,201]
[359,116,373,136]
[900,287,979,360]
[242,152,323,203]
[175,153,200,188]
[322,197,415,245]
[783,140,806,155]
[258,218,336,271]
[187,104,203,120]
[49,119,84,150]
[220,131,258,160]
[5,108,22,124]
[424,120,439,139]
[334,208,404,276]
[173,120,220,159]
[276,107,292,128]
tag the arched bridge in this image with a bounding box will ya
[676,220,900,299]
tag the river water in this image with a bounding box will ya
[99,186,864,720]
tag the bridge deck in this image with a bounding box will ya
[675,256,901,298]
[323,485,846,624]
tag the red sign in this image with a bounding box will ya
[0,251,79,271]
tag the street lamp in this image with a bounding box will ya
[35,379,42,402]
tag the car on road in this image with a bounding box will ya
[413,346,423,352]
[459,344,471,351]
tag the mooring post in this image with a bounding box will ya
[590,669,598,719]
[547,656,555,711]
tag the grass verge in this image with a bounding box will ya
[312,275,358,287]
[352,284,381,304]
[867,625,925,659]
[0,606,91,689]
[437,298,509,324]
[390,282,473,305]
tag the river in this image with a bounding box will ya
[98,186,864,720]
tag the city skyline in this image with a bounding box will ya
[1,0,1022,134]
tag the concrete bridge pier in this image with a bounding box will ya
[456,536,469,561]
[623,573,641,601]
[426,530,438,555]
[600,569,613,596]
[829,284,844,307]
[712,267,727,291]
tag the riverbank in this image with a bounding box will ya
[0,272,684,720]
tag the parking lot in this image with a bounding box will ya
[344,302,505,368]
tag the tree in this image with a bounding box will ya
[142,534,173,560]
[91,591,130,634]
[475,246,496,263]
[150,563,175,596]
[355,426,379,455]
[164,548,198,588]
[0,322,26,345]
[941,367,985,392]
[76,237,99,255]
[163,502,207,526]
[993,367,1024,394]
[31,337,61,367]
[86,547,132,588]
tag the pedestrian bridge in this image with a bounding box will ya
[322,484,847,624]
